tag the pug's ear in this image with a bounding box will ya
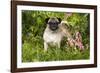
[45,18,50,24]
[57,18,61,23]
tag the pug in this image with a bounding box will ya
[43,17,61,51]
[43,17,71,51]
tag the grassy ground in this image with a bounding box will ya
[22,37,90,62]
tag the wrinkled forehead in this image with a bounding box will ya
[48,18,59,23]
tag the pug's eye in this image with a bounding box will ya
[48,22,60,25]
[48,22,53,24]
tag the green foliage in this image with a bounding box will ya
[22,10,90,62]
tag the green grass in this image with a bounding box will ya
[22,38,90,62]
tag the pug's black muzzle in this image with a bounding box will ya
[49,25,58,31]
[48,22,59,31]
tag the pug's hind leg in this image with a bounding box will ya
[44,42,48,51]
[57,42,61,48]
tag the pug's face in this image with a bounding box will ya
[46,17,61,31]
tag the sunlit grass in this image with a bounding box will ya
[22,40,90,62]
